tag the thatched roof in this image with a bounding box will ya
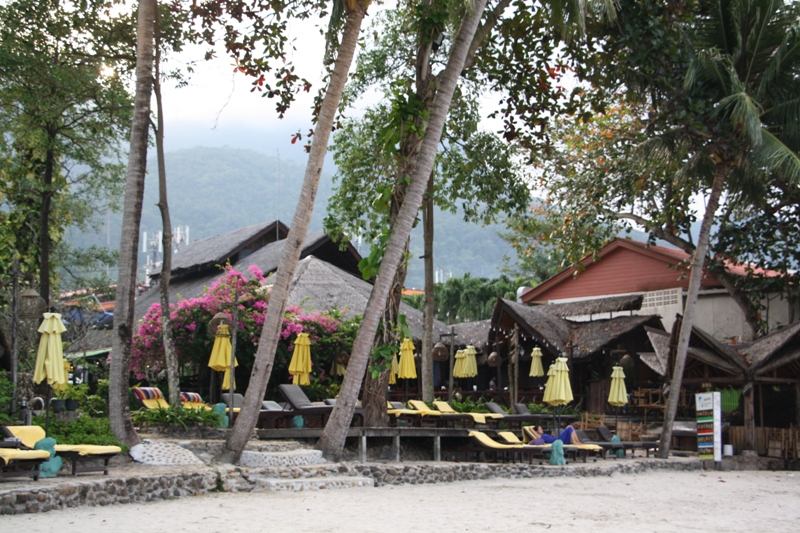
[285,256,447,342]
[161,220,289,278]
[450,320,491,352]
[638,352,666,375]
[492,299,573,355]
[537,294,644,318]
[738,321,800,376]
[491,298,662,360]
[644,328,745,376]
[134,231,361,321]
[568,315,662,359]
[65,328,113,354]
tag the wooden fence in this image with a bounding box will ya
[728,426,800,459]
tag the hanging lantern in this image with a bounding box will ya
[19,288,46,320]
[207,311,230,334]
[432,342,449,361]
[487,351,501,367]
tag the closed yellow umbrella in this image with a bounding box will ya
[529,347,544,377]
[608,366,628,407]
[33,313,68,391]
[452,349,466,378]
[541,363,556,404]
[289,332,312,385]
[456,345,478,378]
[547,357,573,406]
[389,351,399,385]
[330,359,346,377]
[208,324,237,390]
[397,338,417,379]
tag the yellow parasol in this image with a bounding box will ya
[452,349,465,378]
[389,351,399,385]
[397,338,417,379]
[541,363,556,404]
[330,359,346,377]
[288,332,312,385]
[208,324,237,390]
[546,357,573,406]
[529,347,544,377]
[33,312,68,391]
[455,345,478,378]
[608,366,628,407]
[608,365,628,429]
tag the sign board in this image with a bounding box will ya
[696,391,722,461]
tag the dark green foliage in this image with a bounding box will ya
[30,415,127,451]
[0,371,14,423]
[131,405,223,430]
[450,396,489,413]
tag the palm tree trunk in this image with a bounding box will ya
[39,143,55,305]
[658,161,728,458]
[215,2,369,464]
[153,17,180,408]
[317,0,489,460]
[109,0,157,447]
[422,172,435,402]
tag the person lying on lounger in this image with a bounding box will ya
[528,425,584,445]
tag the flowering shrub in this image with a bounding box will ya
[130,266,359,399]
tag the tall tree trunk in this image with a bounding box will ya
[39,144,55,305]
[361,241,407,427]
[153,18,180,408]
[317,0,489,460]
[422,172,435,402]
[214,3,369,464]
[109,0,157,447]
[658,162,727,458]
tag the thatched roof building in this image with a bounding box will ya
[537,294,644,319]
[450,320,491,352]
[153,220,289,279]
[134,230,362,321]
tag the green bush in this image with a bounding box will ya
[450,397,489,413]
[131,405,223,429]
[30,415,127,452]
[0,371,13,424]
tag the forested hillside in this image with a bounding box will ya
[68,146,513,288]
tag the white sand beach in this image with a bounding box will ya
[5,469,799,532]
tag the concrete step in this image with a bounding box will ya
[238,448,324,468]
[249,475,375,492]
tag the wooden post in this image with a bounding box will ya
[513,325,520,405]
[744,382,755,450]
[433,435,441,462]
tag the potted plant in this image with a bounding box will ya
[59,384,88,411]
[50,394,66,413]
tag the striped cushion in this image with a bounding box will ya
[180,392,203,404]
[132,387,169,409]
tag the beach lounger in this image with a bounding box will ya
[432,401,503,426]
[467,430,553,464]
[131,386,170,409]
[278,384,364,427]
[0,441,50,481]
[596,425,659,457]
[3,425,122,476]
[179,391,212,410]
[520,426,603,462]
[485,402,543,428]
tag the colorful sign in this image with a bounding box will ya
[696,392,722,461]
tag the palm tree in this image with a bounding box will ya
[316,0,491,459]
[216,0,372,463]
[109,0,157,447]
[659,0,800,457]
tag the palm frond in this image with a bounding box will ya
[754,129,800,183]
[718,90,763,145]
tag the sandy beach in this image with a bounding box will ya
[5,469,798,532]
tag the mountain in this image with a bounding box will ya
[68,146,511,288]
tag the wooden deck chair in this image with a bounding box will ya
[179,392,211,410]
[131,386,169,409]
[521,425,604,463]
[467,430,551,464]
[0,428,50,481]
[596,425,659,457]
[432,401,503,426]
[4,425,121,476]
